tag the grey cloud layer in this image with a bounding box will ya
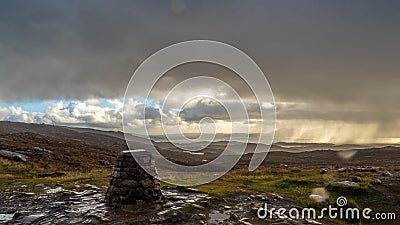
[1,0,400,127]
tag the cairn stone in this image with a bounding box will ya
[105,150,161,204]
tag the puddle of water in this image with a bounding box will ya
[0,214,14,223]
[209,210,229,221]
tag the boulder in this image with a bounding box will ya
[98,160,109,166]
[0,150,28,162]
[319,168,328,174]
[383,171,398,178]
[371,179,382,185]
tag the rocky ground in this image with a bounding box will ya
[0,183,325,225]
[1,122,399,224]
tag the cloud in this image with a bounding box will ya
[0,96,262,133]
[1,0,399,107]
[43,100,121,128]
[0,99,125,129]
[1,1,400,142]
[0,98,165,130]
[1,96,399,144]
[179,98,267,122]
[179,98,229,121]
[0,106,43,124]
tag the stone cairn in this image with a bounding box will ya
[105,150,162,204]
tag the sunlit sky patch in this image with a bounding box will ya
[0,97,399,144]
[0,100,65,113]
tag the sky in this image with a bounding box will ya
[0,0,399,144]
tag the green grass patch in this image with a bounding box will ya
[197,167,394,225]
[0,168,111,191]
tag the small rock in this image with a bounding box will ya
[333,181,359,187]
[22,192,35,196]
[192,213,206,220]
[34,183,46,189]
[239,218,252,225]
[45,187,64,194]
[157,209,169,216]
[192,204,206,210]
[32,146,44,151]
[165,209,185,223]
[309,194,326,204]
[383,171,391,176]
[305,219,323,225]
[84,184,100,190]
[32,147,53,153]
[271,193,283,199]
[208,210,230,222]
[164,201,174,207]
[383,171,397,178]
[19,213,47,224]
[37,152,52,159]
[98,160,109,166]
[239,217,250,222]
[371,179,382,185]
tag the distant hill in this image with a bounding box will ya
[1,121,399,172]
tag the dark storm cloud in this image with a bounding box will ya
[1,0,400,124]
[179,99,228,122]
[178,98,269,122]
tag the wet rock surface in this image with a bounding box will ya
[0,183,323,225]
[0,183,109,224]
[0,184,209,224]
